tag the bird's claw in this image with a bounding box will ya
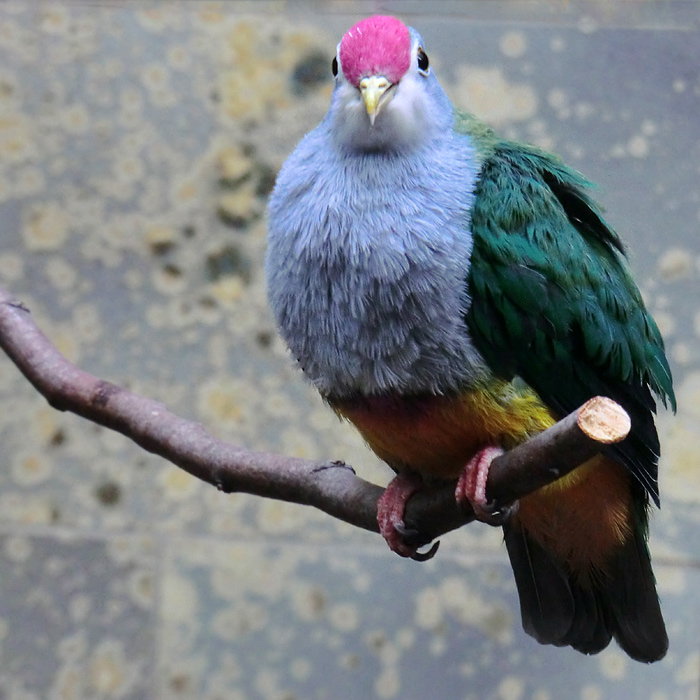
[377,473,438,561]
[456,446,516,527]
[392,522,440,560]
[468,498,519,526]
[392,520,421,544]
[411,540,440,562]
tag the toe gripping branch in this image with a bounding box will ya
[377,472,441,561]
[455,445,519,526]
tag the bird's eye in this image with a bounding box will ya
[331,56,339,77]
[417,47,429,74]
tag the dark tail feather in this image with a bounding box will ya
[564,581,612,655]
[504,523,667,662]
[602,524,668,662]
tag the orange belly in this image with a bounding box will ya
[332,380,633,573]
[331,380,556,478]
[518,455,633,572]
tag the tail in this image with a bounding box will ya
[503,521,668,663]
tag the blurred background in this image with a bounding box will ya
[0,1,698,698]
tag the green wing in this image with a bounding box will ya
[462,119,675,505]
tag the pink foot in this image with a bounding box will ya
[456,446,514,525]
[377,473,439,561]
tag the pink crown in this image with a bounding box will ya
[339,16,411,87]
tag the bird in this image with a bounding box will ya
[265,15,675,662]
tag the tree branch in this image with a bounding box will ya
[0,285,630,547]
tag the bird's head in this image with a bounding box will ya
[328,15,450,152]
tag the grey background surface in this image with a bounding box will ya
[0,2,698,698]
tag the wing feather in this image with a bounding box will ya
[465,138,675,506]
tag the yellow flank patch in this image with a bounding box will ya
[333,378,556,479]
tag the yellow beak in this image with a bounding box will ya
[359,75,392,125]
